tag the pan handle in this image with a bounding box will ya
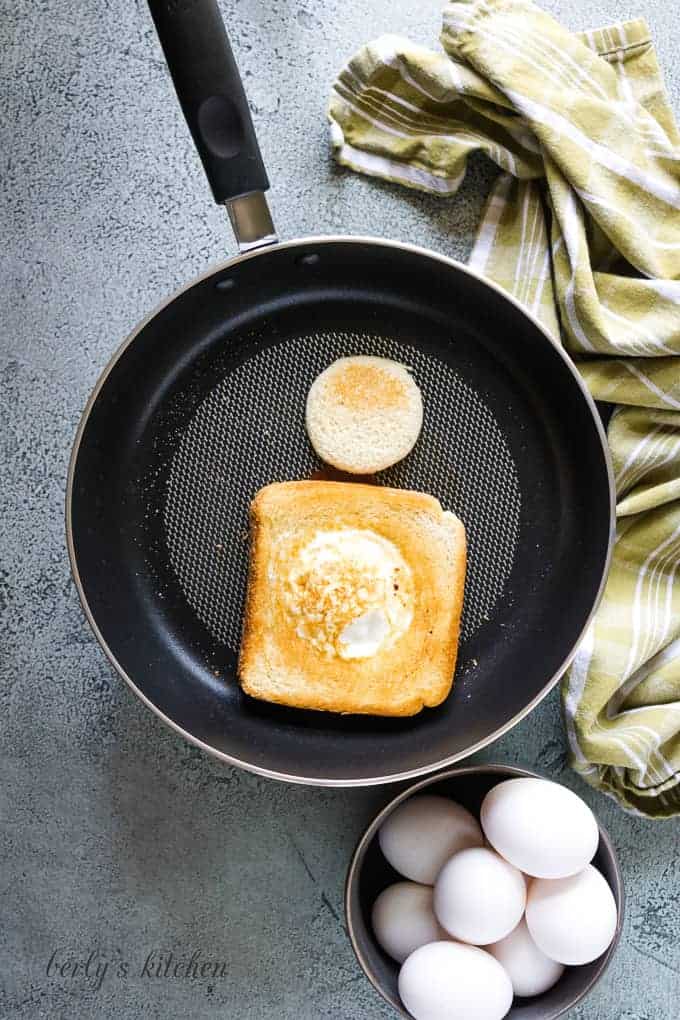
[146,0,276,251]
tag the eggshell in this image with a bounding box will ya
[399,941,513,1020]
[526,865,618,965]
[379,795,484,885]
[434,847,526,945]
[481,778,599,879]
[487,917,564,997]
[372,882,448,964]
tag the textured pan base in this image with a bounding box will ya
[164,330,520,654]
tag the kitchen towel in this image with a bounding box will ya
[329,0,680,816]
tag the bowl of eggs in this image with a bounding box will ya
[345,764,623,1020]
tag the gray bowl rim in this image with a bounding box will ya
[345,762,625,1020]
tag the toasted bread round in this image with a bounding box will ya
[305,356,423,474]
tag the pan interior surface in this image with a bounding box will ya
[164,330,521,651]
[69,240,612,784]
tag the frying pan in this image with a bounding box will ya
[66,0,614,785]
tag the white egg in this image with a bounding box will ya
[481,778,599,879]
[372,882,448,964]
[526,865,618,965]
[399,941,513,1020]
[379,795,484,885]
[434,847,526,945]
[486,917,564,997]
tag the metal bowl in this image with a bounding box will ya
[346,764,624,1019]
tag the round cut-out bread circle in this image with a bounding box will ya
[305,356,423,473]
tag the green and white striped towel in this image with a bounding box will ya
[329,0,680,816]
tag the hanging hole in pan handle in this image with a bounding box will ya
[146,0,276,250]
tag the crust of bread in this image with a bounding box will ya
[238,481,466,717]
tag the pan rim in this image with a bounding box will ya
[65,234,616,787]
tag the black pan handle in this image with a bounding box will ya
[146,0,276,249]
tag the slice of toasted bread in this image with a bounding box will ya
[238,481,466,717]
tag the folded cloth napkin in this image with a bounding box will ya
[329,0,680,816]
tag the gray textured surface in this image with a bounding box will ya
[1,0,679,1017]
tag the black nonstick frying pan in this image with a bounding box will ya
[66,0,614,785]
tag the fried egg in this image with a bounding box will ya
[275,527,414,659]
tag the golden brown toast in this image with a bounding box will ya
[238,481,466,716]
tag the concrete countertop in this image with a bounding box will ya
[2,1,679,1017]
